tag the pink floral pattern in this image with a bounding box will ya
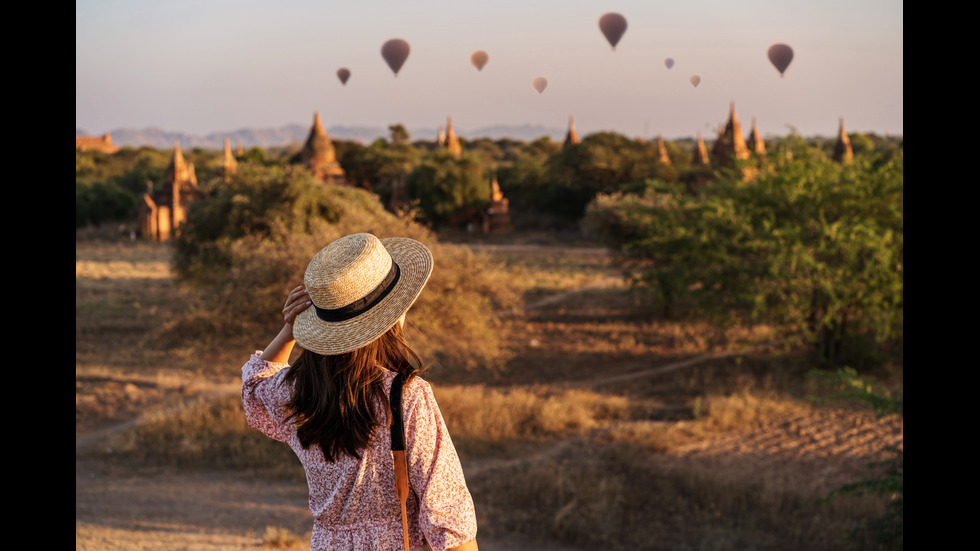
[242,353,478,551]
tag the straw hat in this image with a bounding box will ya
[292,233,433,355]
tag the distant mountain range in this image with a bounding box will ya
[76,123,566,150]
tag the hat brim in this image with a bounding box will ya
[292,237,433,355]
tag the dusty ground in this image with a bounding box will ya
[76,238,902,551]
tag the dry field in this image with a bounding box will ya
[76,231,902,551]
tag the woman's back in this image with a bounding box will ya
[243,355,476,550]
[242,233,478,551]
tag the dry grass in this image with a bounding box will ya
[261,526,307,549]
[435,385,632,448]
[469,442,891,551]
[89,392,304,478]
[77,233,902,551]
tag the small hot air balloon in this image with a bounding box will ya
[690,75,701,88]
[532,77,548,94]
[381,38,411,76]
[664,58,674,70]
[336,68,351,85]
[598,13,627,50]
[767,43,794,77]
[470,50,489,71]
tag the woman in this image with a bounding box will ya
[241,233,479,551]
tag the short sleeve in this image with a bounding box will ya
[401,378,478,550]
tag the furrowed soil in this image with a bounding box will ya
[76,233,902,551]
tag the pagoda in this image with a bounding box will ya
[832,117,854,164]
[747,118,767,158]
[711,102,750,168]
[300,112,345,183]
[444,117,462,159]
[138,141,202,241]
[486,175,513,234]
[691,132,710,167]
[221,138,238,182]
[76,131,120,154]
[656,134,671,165]
[564,116,581,147]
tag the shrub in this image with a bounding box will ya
[583,140,903,367]
[169,163,520,373]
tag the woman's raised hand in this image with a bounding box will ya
[283,285,312,326]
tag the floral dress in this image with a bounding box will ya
[242,353,478,550]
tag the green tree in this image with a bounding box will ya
[584,139,903,367]
[340,127,420,202]
[406,149,488,221]
[75,181,138,228]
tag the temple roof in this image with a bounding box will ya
[691,132,710,166]
[300,112,345,181]
[711,102,750,167]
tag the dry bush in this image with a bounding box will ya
[677,390,811,439]
[261,526,305,549]
[471,443,891,551]
[434,384,632,444]
[93,394,303,477]
[158,180,521,375]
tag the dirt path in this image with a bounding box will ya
[76,240,902,551]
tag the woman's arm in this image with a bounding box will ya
[260,285,310,364]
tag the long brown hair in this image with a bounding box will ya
[282,322,424,461]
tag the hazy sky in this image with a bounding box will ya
[76,0,903,141]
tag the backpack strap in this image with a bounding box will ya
[390,373,410,551]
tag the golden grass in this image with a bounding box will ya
[91,393,304,478]
[261,526,306,549]
[435,384,632,443]
[77,234,902,551]
[469,442,891,551]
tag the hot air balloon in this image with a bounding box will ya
[470,50,489,71]
[598,13,627,50]
[664,58,674,70]
[690,75,701,88]
[381,39,411,76]
[767,43,794,77]
[336,68,351,85]
[532,77,548,94]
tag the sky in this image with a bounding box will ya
[76,0,903,141]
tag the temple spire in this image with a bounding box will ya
[692,132,710,166]
[711,101,750,167]
[832,117,854,163]
[445,116,462,159]
[564,116,581,147]
[222,138,238,181]
[656,134,671,165]
[747,118,767,157]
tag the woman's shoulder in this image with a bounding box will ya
[383,370,434,401]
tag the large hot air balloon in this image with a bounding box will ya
[470,50,489,71]
[381,39,411,76]
[598,13,627,50]
[664,58,674,70]
[532,77,548,94]
[767,43,794,77]
[336,68,351,85]
[690,75,701,88]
